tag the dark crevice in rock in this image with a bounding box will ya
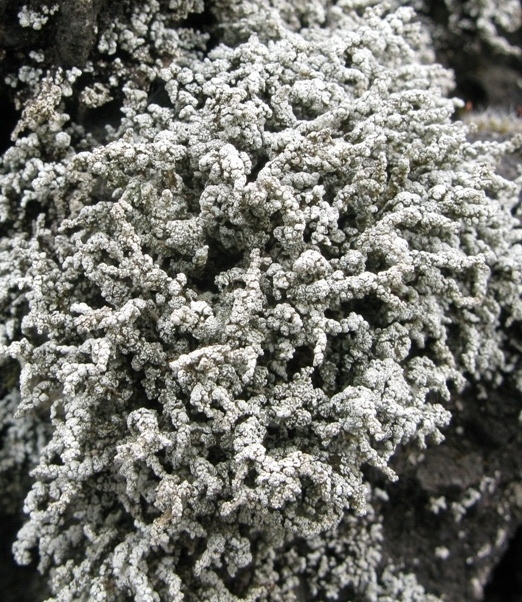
[0,88,20,155]
[484,526,522,602]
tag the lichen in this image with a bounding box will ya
[0,0,521,600]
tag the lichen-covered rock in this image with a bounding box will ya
[0,0,521,600]
[426,0,521,58]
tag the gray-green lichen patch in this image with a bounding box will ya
[0,1,521,600]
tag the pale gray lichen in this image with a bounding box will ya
[438,0,522,57]
[388,0,522,59]
[18,4,59,31]
[0,0,521,600]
